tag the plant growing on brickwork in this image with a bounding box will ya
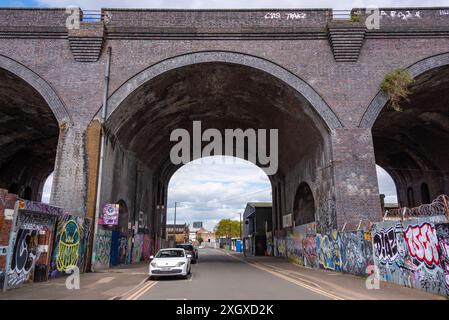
[380,68,414,112]
[350,14,361,22]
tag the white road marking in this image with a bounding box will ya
[96,276,115,284]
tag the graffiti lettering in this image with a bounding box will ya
[373,227,399,263]
[404,223,439,267]
[8,229,40,288]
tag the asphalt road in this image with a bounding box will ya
[132,248,330,300]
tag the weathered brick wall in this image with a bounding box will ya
[0,7,448,238]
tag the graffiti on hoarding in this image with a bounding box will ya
[373,225,400,264]
[95,229,112,267]
[7,229,40,288]
[49,216,90,278]
[316,232,341,271]
[56,219,80,272]
[18,199,64,216]
[404,223,440,268]
[340,231,373,276]
[436,223,449,295]
[302,234,318,268]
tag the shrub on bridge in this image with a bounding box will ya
[381,68,414,112]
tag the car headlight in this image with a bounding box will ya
[176,261,186,267]
[150,262,158,268]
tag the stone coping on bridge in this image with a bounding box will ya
[0,7,448,31]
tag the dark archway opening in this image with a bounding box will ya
[0,67,59,201]
[293,182,315,227]
[372,64,449,208]
[420,182,430,204]
[100,59,334,257]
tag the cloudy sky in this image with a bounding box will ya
[2,0,449,9]
[28,0,406,230]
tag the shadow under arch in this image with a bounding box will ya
[362,52,449,206]
[97,50,342,131]
[359,52,449,129]
[0,54,72,126]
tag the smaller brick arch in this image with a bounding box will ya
[359,52,449,129]
[293,182,315,226]
[0,54,72,125]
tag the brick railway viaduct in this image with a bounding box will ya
[0,7,448,264]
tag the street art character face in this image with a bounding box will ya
[56,220,80,272]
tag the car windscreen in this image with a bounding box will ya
[176,245,193,251]
[156,250,185,258]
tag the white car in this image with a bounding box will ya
[149,248,192,279]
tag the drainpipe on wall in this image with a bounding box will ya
[91,46,112,272]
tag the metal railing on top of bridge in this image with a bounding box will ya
[332,9,352,21]
[80,10,103,22]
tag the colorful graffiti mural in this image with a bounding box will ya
[302,234,318,268]
[316,232,342,272]
[372,219,447,296]
[142,234,153,261]
[94,228,112,269]
[119,234,128,264]
[339,231,373,276]
[7,211,57,289]
[132,234,143,263]
[49,215,90,278]
[436,223,449,295]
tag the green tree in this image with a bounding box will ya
[197,236,204,244]
[214,219,241,238]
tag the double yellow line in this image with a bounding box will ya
[124,280,158,300]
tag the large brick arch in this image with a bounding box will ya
[359,52,449,129]
[103,51,343,130]
[0,54,72,126]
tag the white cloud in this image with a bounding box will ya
[376,165,398,203]
[167,156,272,231]
[36,0,449,9]
[42,172,53,203]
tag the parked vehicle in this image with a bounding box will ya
[149,248,191,280]
[176,243,198,263]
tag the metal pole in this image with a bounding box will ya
[239,212,242,240]
[174,202,177,227]
[2,200,19,292]
[91,46,112,272]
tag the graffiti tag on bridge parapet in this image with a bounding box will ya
[264,12,307,20]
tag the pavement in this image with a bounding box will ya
[0,247,445,300]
